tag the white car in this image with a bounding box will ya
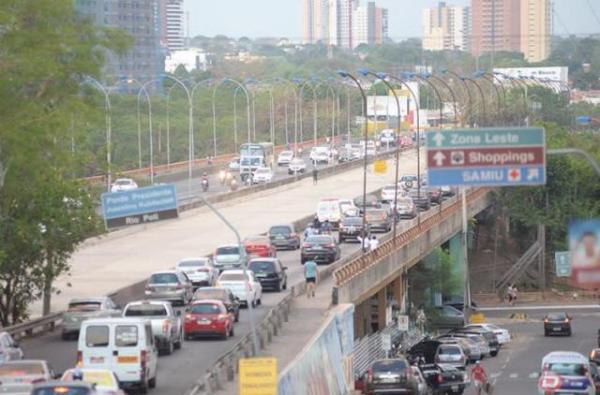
[216,270,262,307]
[110,178,138,193]
[0,332,23,363]
[288,158,307,174]
[176,257,219,287]
[538,351,595,395]
[277,150,294,166]
[252,167,273,184]
[380,184,406,203]
[228,157,240,172]
[338,198,356,216]
[310,146,330,164]
[465,323,511,345]
[379,129,396,147]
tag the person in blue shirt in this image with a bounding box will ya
[304,260,319,298]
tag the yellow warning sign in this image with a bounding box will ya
[470,313,486,324]
[374,160,388,174]
[239,357,277,395]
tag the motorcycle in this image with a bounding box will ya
[201,177,209,192]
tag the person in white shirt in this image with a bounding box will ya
[370,235,379,250]
[357,235,370,251]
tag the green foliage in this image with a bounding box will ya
[408,247,462,308]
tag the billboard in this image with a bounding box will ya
[569,219,600,288]
[239,358,277,395]
[494,67,569,83]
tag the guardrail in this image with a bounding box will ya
[6,313,63,341]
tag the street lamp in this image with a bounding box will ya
[212,79,251,156]
[462,77,487,127]
[426,73,460,126]
[298,80,318,145]
[315,81,337,145]
[441,70,473,127]
[274,78,300,152]
[474,71,503,126]
[409,73,445,129]
[337,70,369,252]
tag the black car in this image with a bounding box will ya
[301,234,340,264]
[365,209,392,233]
[408,339,443,364]
[408,188,431,211]
[248,258,288,292]
[365,358,418,395]
[192,287,240,322]
[339,216,368,243]
[425,186,443,205]
[543,312,572,336]
[443,296,478,312]
[452,329,500,357]
[420,363,468,395]
[268,224,301,250]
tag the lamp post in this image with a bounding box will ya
[212,79,252,157]
[274,78,299,153]
[315,81,337,145]
[462,77,487,127]
[298,80,318,145]
[410,73,445,129]
[337,70,369,252]
[474,71,503,126]
[84,77,112,192]
[427,73,460,126]
[442,70,472,127]
[136,81,155,184]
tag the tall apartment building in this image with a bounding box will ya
[328,0,354,49]
[520,0,551,62]
[75,0,164,82]
[353,1,388,48]
[160,0,185,52]
[302,0,330,44]
[470,0,521,57]
[422,2,470,51]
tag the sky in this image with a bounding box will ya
[184,0,600,40]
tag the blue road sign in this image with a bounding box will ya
[428,166,546,186]
[554,251,571,277]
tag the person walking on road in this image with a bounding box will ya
[471,361,489,395]
[370,235,379,251]
[312,166,318,185]
[304,259,318,298]
[357,235,371,252]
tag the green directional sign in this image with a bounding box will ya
[426,127,545,149]
[555,251,571,277]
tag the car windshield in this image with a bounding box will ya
[270,226,291,235]
[547,313,567,320]
[219,273,246,282]
[342,217,362,226]
[62,370,117,388]
[115,180,131,185]
[439,346,461,355]
[372,360,407,372]
[190,303,221,314]
[124,304,167,317]
[305,236,332,244]
[547,363,587,376]
[68,301,101,312]
[216,246,240,255]
[249,261,275,272]
[0,362,44,376]
[149,273,178,284]
[241,157,261,166]
[194,289,226,300]
[366,211,386,220]
[178,260,207,267]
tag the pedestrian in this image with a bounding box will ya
[312,166,318,185]
[370,235,379,251]
[357,235,370,251]
[507,285,514,305]
[512,285,518,305]
[471,361,489,395]
[304,259,318,298]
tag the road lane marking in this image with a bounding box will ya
[479,304,600,311]
[509,373,518,379]
[529,373,539,379]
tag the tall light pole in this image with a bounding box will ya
[410,73,445,128]
[84,77,112,191]
[426,73,460,126]
[274,78,299,152]
[136,81,154,184]
[474,71,503,126]
[212,79,251,157]
[442,70,473,127]
[298,80,318,145]
[462,77,487,127]
[315,81,337,145]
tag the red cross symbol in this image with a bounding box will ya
[508,168,521,182]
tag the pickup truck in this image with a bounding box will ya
[122,300,183,355]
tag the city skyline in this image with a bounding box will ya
[184,0,599,40]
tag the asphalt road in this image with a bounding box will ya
[463,307,600,395]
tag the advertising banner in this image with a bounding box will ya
[569,220,600,287]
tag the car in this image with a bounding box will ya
[251,167,273,184]
[338,198,356,216]
[354,194,380,213]
[360,140,377,156]
[442,333,488,360]
[176,257,219,288]
[408,188,432,211]
[437,335,481,363]
[228,157,240,172]
[378,129,397,147]
[441,185,457,197]
[364,358,418,395]
[544,312,572,336]
[365,209,392,233]
[122,300,183,355]
[243,235,277,258]
[248,258,288,292]
[216,270,262,307]
[339,216,369,243]
[62,297,121,340]
[184,300,234,340]
[465,323,511,345]
[310,146,330,164]
[61,368,126,395]
[288,157,307,174]
[428,305,465,329]
[434,343,467,370]
[213,244,246,272]
[590,348,600,365]
[317,198,342,228]
[590,363,600,394]
[0,360,58,394]
[399,174,419,189]
[0,331,23,362]
[110,178,138,193]
[380,184,405,203]
[268,224,301,250]
[425,186,443,205]
[393,197,417,219]
[410,366,429,395]
[277,150,294,166]
[538,351,595,395]
[301,234,341,264]
[337,149,354,163]
[31,381,103,395]
[420,363,469,395]
[144,270,193,306]
[192,287,240,322]
[442,296,478,312]
[452,328,500,357]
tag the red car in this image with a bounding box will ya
[184,300,234,340]
[243,236,277,258]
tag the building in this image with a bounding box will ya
[470,0,521,57]
[374,6,388,45]
[422,2,470,51]
[302,0,330,44]
[160,0,185,52]
[75,0,164,82]
[328,0,354,49]
[520,0,551,62]
[352,1,387,48]
[165,48,211,73]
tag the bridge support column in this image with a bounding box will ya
[353,300,369,339]
[391,275,404,315]
[377,288,386,332]
[449,233,465,297]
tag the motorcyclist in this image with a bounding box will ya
[201,172,209,191]
[471,361,488,395]
[312,216,321,231]
[72,368,84,381]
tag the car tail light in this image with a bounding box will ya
[539,374,561,390]
[162,320,170,333]
[326,244,336,248]
[141,350,147,373]
[367,368,373,383]
[564,318,570,323]
[76,351,82,365]
[197,268,209,273]
[303,243,310,248]
[437,374,444,384]
[185,314,194,320]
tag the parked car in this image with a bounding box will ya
[288,158,307,174]
[301,234,341,264]
[192,287,240,322]
[268,224,301,250]
[184,300,234,340]
[144,270,193,306]
[251,167,273,184]
[339,216,369,243]
[410,366,429,395]
[420,363,469,395]
[277,150,294,166]
[228,157,240,172]
[0,331,23,362]
[365,358,418,395]
[216,270,262,307]
[452,328,500,357]
[122,300,183,355]
[213,244,246,272]
[61,368,126,395]
[248,258,288,292]
[0,360,57,395]
[176,257,218,288]
[437,336,480,363]
[408,188,432,211]
[435,343,468,370]
[365,209,392,233]
[393,197,417,220]
[62,297,121,340]
[544,312,572,336]
[465,323,511,345]
[244,236,277,258]
[428,305,465,329]
[110,178,138,193]
[77,318,158,393]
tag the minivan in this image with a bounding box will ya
[78,318,158,393]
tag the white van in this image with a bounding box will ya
[317,198,342,228]
[78,318,158,393]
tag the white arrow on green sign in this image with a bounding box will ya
[426,127,545,148]
[555,251,571,277]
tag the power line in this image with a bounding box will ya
[585,0,600,26]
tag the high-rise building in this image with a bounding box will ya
[328,0,354,49]
[520,0,551,62]
[352,1,387,48]
[160,0,185,52]
[470,0,521,57]
[303,0,330,44]
[75,0,164,82]
[374,5,388,45]
[422,2,470,51]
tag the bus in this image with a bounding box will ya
[239,142,274,180]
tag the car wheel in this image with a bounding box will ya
[230,326,235,337]
[490,350,498,357]
[174,330,183,350]
[139,377,149,394]
[164,339,174,356]
[275,281,281,292]
[148,375,156,389]
[283,280,287,290]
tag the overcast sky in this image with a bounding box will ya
[184,0,600,40]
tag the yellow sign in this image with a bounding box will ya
[470,313,486,324]
[239,357,277,395]
[374,160,388,174]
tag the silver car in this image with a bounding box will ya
[144,270,193,306]
[0,360,57,395]
[213,245,245,272]
[61,297,121,340]
[176,257,218,287]
[0,332,23,363]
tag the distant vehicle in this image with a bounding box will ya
[288,158,307,175]
[251,167,273,184]
[353,194,380,213]
[228,157,240,172]
[365,209,392,233]
[268,224,301,250]
[399,174,419,189]
[248,258,288,292]
[452,328,500,357]
[380,184,405,203]
[317,198,342,228]
[184,300,234,340]
[61,368,125,395]
[110,178,138,193]
[408,188,432,211]
[350,144,363,160]
[240,157,264,181]
[176,257,218,288]
[240,142,274,168]
[378,129,397,147]
[244,235,277,258]
[122,300,183,355]
[434,343,467,370]
[339,216,368,243]
[538,351,594,395]
[437,335,482,362]
[0,332,23,362]
[31,381,102,395]
[310,146,330,164]
[420,363,469,395]
[0,360,56,395]
[144,270,193,306]
[337,149,354,163]
[192,287,240,322]
[216,270,262,307]
[393,197,417,219]
[338,198,356,216]
[364,358,418,395]
[277,150,294,166]
[62,297,121,340]
[360,140,377,156]
[441,185,457,197]
[301,234,340,264]
[428,305,464,329]
[465,323,511,345]
[408,339,443,364]
[544,312,572,336]
[213,244,246,272]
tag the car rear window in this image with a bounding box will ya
[178,260,207,267]
[342,218,362,226]
[194,289,226,300]
[306,236,333,244]
[32,388,92,395]
[245,237,269,244]
[366,211,386,220]
[0,362,45,375]
[124,304,168,317]
[547,363,587,376]
[149,273,178,284]
[219,273,245,282]
[115,325,138,347]
[372,360,408,372]
[68,301,101,312]
[249,261,275,272]
[85,325,109,347]
[216,246,240,255]
[190,304,222,314]
[439,346,461,355]
[547,313,567,320]
[270,226,291,235]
